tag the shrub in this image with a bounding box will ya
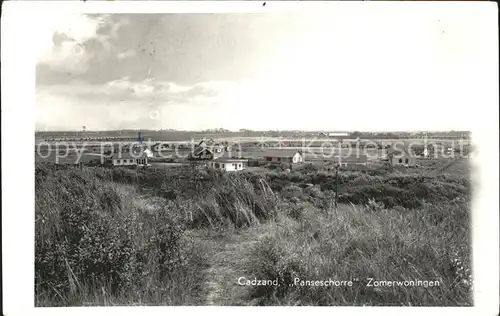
[267,162,291,171]
[302,163,320,173]
[281,184,306,201]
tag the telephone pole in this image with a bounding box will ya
[335,164,340,208]
[335,138,343,209]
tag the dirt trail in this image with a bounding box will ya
[189,225,269,306]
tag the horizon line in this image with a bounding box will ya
[35,129,471,133]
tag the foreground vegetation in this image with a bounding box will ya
[35,162,472,306]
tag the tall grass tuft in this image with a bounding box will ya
[181,175,280,229]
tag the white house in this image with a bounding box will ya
[189,146,214,160]
[207,151,248,171]
[328,132,350,137]
[111,151,149,167]
[208,158,248,171]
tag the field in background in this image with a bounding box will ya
[35,129,470,141]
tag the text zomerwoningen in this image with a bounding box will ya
[237,277,441,288]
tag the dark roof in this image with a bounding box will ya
[262,150,302,158]
[212,151,243,159]
[387,145,412,156]
[193,147,213,156]
[197,139,215,147]
[193,145,233,156]
[197,140,207,147]
[213,157,248,163]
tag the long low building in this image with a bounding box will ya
[263,150,305,164]
[110,152,149,167]
[208,158,248,171]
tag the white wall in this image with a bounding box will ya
[293,153,303,163]
[113,158,136,166]
[210,161,245,171]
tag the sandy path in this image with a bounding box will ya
[188,226,269,306]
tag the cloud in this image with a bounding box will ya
[35,14,128,74]
[35,12,488,132]
[117,49,136,60]
[40,77,238,104]
[36,77,239,130]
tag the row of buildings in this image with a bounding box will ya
[73,139,420,171]
[189,142,357,172]
[188,140,418,170]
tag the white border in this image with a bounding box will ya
[2,2,499,316]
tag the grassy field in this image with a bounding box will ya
[35,160,472,306]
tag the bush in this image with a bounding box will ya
[281,184,306,201]
[267,162,291,171]
[302,163,320,173]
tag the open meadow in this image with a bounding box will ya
[35,157,472,306]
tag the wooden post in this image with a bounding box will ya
[335,164,339,209]
[335,139,343,209]
[136,165,139,186]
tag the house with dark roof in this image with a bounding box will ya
[387,145,416,166]
[263,150,304,164]
[190,139,234,160]
[189,146,214,160]
[196,151,248,171]
[196,138,216,148]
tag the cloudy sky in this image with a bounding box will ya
[36,11,493,131]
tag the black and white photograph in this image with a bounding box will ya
[2,1,499,314]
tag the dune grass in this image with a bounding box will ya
[35,167,207,306]
[35,163,472,306]
[244,202,472,306]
